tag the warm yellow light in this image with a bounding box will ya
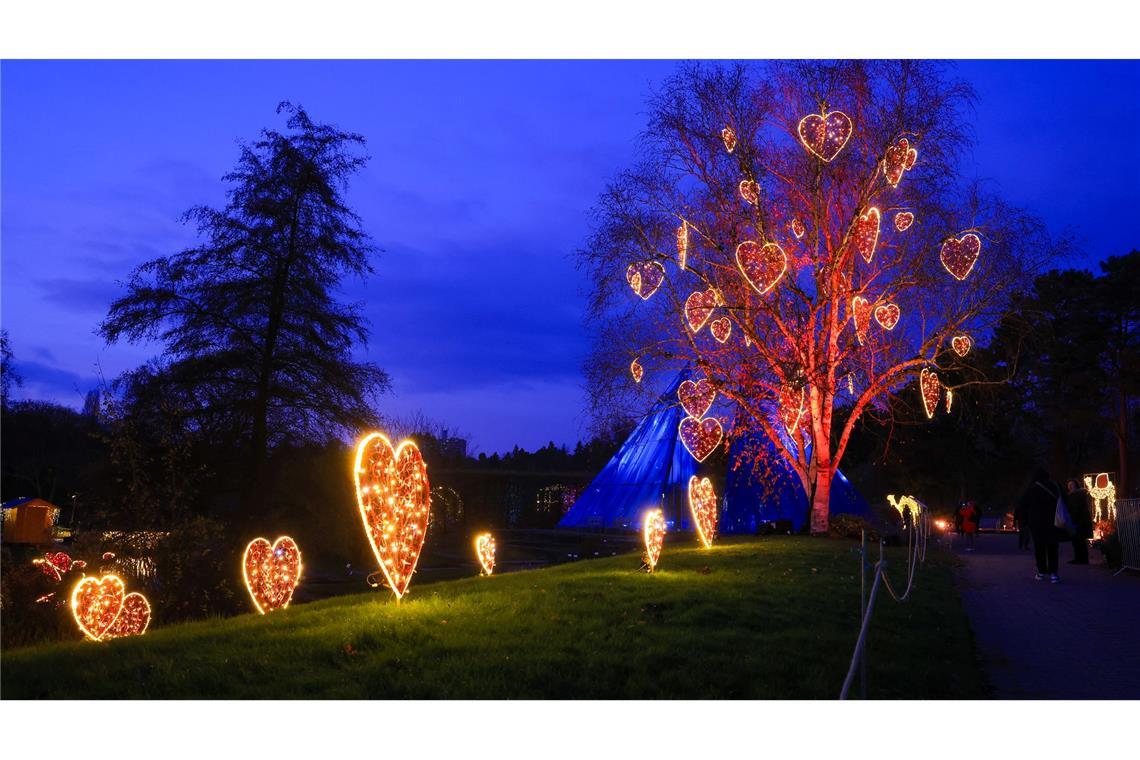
[919,368,941,419]
[1084,473,1117,522]
[894,211,914,232]
[684,288,717,332]
[630,358,644,384]
[710,317,732,343]
[853,207,881,264]
[887,494,923,523]
[940,233,981,281]
[679,415,723,462]
[676,221,689,270]
[70,574,150,641]
[736,240,787,295]
[883,138,918,187]
[678,378,716,419]
[474,532,496,576]
[626,261,666,300]
[688,476,718,549]
[642,508,666,572]
[951,335,972,357]
[242,535,302,614]
[721,126,737,153]
[739,179,759,205]
[796,110,853,162]
[874,302,900,331]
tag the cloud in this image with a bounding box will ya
[9,359,98,406]
[33,277,124,315]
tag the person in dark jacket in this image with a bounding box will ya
[1017,467,1063,582]
[1065,479,1094,564]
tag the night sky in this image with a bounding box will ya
[3,60,1138,453]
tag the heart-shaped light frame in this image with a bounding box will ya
[678,378,716,419]
[721,126,737,154]
[940,233,981,281]
[102,592,151,639]
[797,110,853,162]
[780,384,806,435]
[710,317,732,344]
[919,368,941,420]
[71,574,126,641]
[684,288,717,332]
[679,416,723,462]
[883,138,918,187]
[688,476,718,549]
[951,334,972,357]
[874,303,900,331]
[242,535,303,614]
[474,532,496,576]
[626,261,666,300]
[642,508,666,572]
[736,240,787,295]
[630,358,644,384]
[853,207,881,263]
[791,218,806,239]
[894,212,914,232]
[739,179,759,206]
[852,296,872,345]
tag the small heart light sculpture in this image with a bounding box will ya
[883,138,918,187]
[721,126,737,153]
[739,179,759,205]
[676,221,689,269]
[684,288,717,332]
[780,384,806,435]
[894,212,914,232]
[874,302,901,331]
[940,233,981,281]
[710,317,732,344]
[102,592,151,639]
[642,508,666,572]
[736,240,787,295]
[852,207,881,263]
[678,378,716,419]
[630,358,644,383]
[688,476,718,549]
[791,218,806,239]
[354,431,431,600]
[35,551,77,582]
[626,261,665,300]
[679,416,723,462]
[474,533,496,576]
[852,296,873,344]
[797,110,853,162]
[71,574,126,641]
[951,334,972,357]
[919,368,941,420]
[243,536,303,614]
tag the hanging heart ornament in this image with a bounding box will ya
[243,536,303,614]
[874,302,900,331]
[736,240,787,294]
[710,317,732,344]
[354,432,431,600]
[951,335,972,357]
[780,384,806,435]
[688,476,718,549]
[883,138,918,187]
[630,358,644,383]
[685,288,718,332]
[678,378,716,419]
[894,212,914,232]
[797,110,853,162]
[679,416,723,462]
[642,508,666,572]
[852,296,873,344]
[626,261,665,300]
[853,207,881,263]
[474,533,496,576]
[739,179,760,205]
[721,126,737,153]
[919,368,941,420]
[791,218,806,239]
[676,221,689,270]
[940,233,981,281]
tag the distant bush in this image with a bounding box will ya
[828,513,879,541]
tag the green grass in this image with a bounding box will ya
[0,536,986,698]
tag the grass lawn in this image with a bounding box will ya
[1,536,987,698]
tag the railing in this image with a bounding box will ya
[1115,498,1140,575]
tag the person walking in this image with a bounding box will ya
[959,500,980,551]
[1065,479,1093,565]
[1018,467,1063,583]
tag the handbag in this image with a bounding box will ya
[1038,482,1074,533]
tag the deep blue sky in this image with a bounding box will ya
[2,60,1137,453]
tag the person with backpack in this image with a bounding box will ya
[1017,467,1065,583]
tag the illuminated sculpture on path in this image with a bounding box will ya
[474,533,496,576]
[642,508,666,572]
[354,431,431,600]
[242,536,302,614]
[688,477,718,549]
[887,494,923,525]
[1084,473,1117,523]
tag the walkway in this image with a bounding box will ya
[953,532,1140,698]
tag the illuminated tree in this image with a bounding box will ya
[582,62,1052,532]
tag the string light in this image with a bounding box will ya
[780,384,806,435]
[70,574,150,641]
[887,494,923,524]
[1084,473,1117,523]
[919,368,941,420]
[630,358,644,383]
[883,138,918,187]
[791,218,806,239]
[894,212,914,232]
[796,110,853,162]
[474,533,496,576]
[676,221,689,270]
[739,179,759,206]
[687,476,718,549]
[642,508,666,572]
[874,302,900,331]
[852,296,872,345]
[678,378,716,419]
[242,536,302,614]
[354,431,432,601]
[685,288,717,332]
[626,261,666,300]
[736,240,787,294]
[853,207,881,263]
[946,388,954,412]
[710,317,732,343]
[940,233,981,281]
[721,126,737,154]
[951,335,972,357]
[33,551,83,582]
[102,593,151,640]
[679,415,723,462]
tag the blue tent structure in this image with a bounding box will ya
[559,371,872,533]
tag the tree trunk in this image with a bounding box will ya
[1118,384,1130,497]
[809,462,832,535]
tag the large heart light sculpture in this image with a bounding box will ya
[721,126,737,153]
[797,110,853,162]
[894,212,914,232]
[852,296,872,344]
[474,533,496,576]
[780,384,806,435]
[940,233,981,281]
[242,536,303,614]
[853,207,881,263]
[951,334,972,357]
[678,378,716,419]
[679,416,723,462]
[710,317,732,344]
[736,240,787,295]
[874,302,900,331]
[919,368,941,420]
[739,179,759,206]
[676,221,689,270]
[642,508,666,572]
[685,288,717,332]
[71,574,126,641]
[102,593,151,639]
[354,432,431,600]
[883,138,918,187]
[626,261,665,300]
[688,476,718,549]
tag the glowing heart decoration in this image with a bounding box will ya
[642,508,666,572]
[626,261,665,300]
[242,536,302,614]
[874,302,900,331]
[894,212,914,232]
[780,384,806,435]
[676,221,689,270]
[71,574,125,641]
[354,432,431,600]
[852,296,872,344]
[940,233,981,281]
[919,368,941,420]
[852,207,881,263]
[630,358,644,384]
[791,218,806,239]
[34,551,81,582]
[679,416,723,462]
[710,317,732,344]
[685,288,717,332]
[736,240,787,295]
[474,533,496,576]
[951,334,972,357]
[678,378,716,419]
[883,138,918,187]
[797,110,853,162]
[739,179,759,206]
[688,476,718,549]
[721,126,737,154]
[102,593,151,640]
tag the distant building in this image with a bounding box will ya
[1,497,63,544]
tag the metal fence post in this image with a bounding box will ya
[1115,498,1140,575]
